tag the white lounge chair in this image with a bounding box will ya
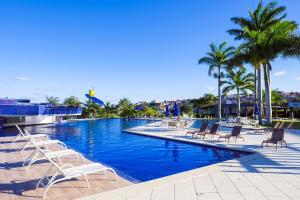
[37,153,118,198]
[12,125,49,144]
[21,130,67,153]
[23,137,85,173]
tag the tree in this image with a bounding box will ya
[263,89,287,105]
[221,66,254,117]
[45,96,60,106]
[82,100,102,118]
[271,89,287,105]
[180,100,193,116]
[64,96,81,107]
[199,42,235,119]
[144,107,159,117]
[103,102,116,118]
[117,98,136,118]
[191,94,218,117]
[228,0,298,124]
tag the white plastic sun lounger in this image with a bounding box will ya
[37,153,117,198]
[12,125,49,144]
[24,142,85,173]
[21,130,67,152]
[21,138,67,152]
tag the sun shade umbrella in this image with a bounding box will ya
[244,105,248,115]
[173,102,180,117]
[225,105,230,116]
[254,104,260,116]
[165,105,170,117]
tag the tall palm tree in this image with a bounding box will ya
[228,0,297,124]
[199,42,235,119]
[221,66,254,117]
[232,43,265,124]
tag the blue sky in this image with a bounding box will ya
[0,0,299,104]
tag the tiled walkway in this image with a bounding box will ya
[0,136,131,200]
[78,122,300,200]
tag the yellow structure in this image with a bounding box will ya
[89,90,95,97]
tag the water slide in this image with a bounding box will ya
[85,94,105,106]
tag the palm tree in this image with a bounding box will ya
[103,102,115,118]
[117,98,136,118]
[64,96,81,107]
[199,42,235,119]
[45,96,60,106]
[228,0,298,124]
[221,66,254,117]
[84,100,101,118]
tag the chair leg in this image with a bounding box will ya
[283,140,287,147]
[43,177,68,199]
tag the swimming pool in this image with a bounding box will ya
[15,119,247,182]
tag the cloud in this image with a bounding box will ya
[208,86,214,91]
[273,71,286,76]
[14,77,30,81]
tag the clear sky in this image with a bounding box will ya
[0,0,299,104]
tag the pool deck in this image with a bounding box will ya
[0,137,132,200]
[78,121,300,200]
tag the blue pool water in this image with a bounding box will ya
[4,119,247,182]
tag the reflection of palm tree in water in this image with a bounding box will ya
[164,140,169,149]
[212,148,221,160]
[87,120,95,152]
[172,145,179,162]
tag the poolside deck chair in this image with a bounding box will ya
[21,130,67,153]
[37,153,117,198]
[218,126,243,143]
[12,125,49,144]
[185,123,208,137]
[196,123,220,140]
[24,137,85,173]
[262,128,287,150]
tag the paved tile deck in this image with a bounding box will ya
[78,122,300,200]
[0,136,132,200]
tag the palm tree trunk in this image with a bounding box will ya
[254,67,257,119]
[257,65,263,125]
[218,66,222,119]
[237,88,240,117]
[264,62,272,125]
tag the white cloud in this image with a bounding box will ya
[208,86,214,91]
[14,77,30,81]
[273,71,286,76]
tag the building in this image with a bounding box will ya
[0,98,82,128]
